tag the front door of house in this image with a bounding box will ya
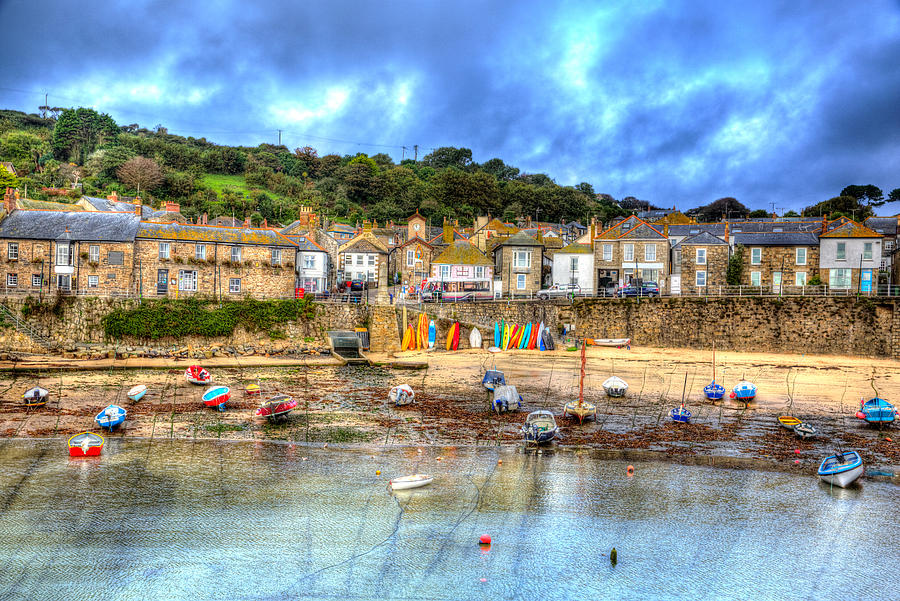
[157,269,168,295]
[861,269,873,292]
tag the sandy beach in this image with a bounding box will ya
[1,345,898,476]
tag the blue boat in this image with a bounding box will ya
[671,403,691,423]
[817,450,864,488]
[127,384,147,402]
[482,369,506,392]
[857,398,896,425]
[704,382,725,400]
[95,405,126,430]
[522,410,558,444]
[730,381,757,402]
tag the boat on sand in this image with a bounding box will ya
[818,450,863,488]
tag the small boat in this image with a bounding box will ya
[94,405,126,430]
[185,365,211,385]
[602,376,628,398]
[818,450,864,488]
[704,343,725,400]
[541,327,555,351]
[487,346,502,353]
[856,397,896,425]
[494,322,501,348]
[592,338,631,348]
[522,410,559,444]
[492,385,523,414]
[389,474,433,491]
[794,422,817,439]
[730,381,757,402]
[245,383,261,396]
[401,325,414,350]
[671,403,691,423]
[537,322,546,351]
[389,384,415,406]
[127,384,147,402]
[519,323,532,350]
[23,385,49,406]
[428,320,436,349]
[469,327,482,349]
[563,342,597,423]
[778,415,802,430]
[256,394,298,420]
[482,369,506,391]
[202,386,231,411]
[68,432,104,457]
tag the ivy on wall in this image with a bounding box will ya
[102,298,317,340]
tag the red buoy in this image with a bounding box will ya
[479,534,491,545]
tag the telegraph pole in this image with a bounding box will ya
[414,145,418,161]
[278,130,282,145]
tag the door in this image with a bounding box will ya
[157,269,168,295]
[772,272,782,294]
[669,274,681,295]
[861,269,873,293]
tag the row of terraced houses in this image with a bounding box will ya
[0,187,898,300]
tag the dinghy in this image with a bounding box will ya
[245,383,261,396]
[256,394,298,419]
[522,410,558,444]
[23,386,49,406]
[492,385,523,414]
[401,325,413,350]
[185,365,211,385]
[592,338,631,348]
[389,384,415,406]
[127,385,147,402]
[389,474,433,491]
[856,397,896,425]
[671,403,692,423]
[470,327,482,349]
[730,381,757,402]
[602,376,628,398]
[68,432,104,457]
[94,405,126,430]
[563,342,597,423]
[794,422,817,439]
[202,386,231,411]
[482,369,506,391]
[818,450,863,488]
[778,415,802,430]
[704,343,725,400]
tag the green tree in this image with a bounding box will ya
[0,166,18,189]
[688,197,748,222]
[801,195,871,220]
[783,210,800,217]
[51,107,118,164]
[887,188,900,204]
[0,131,49,173]
[840,184,884,208]
[748,209,770,218]
[726,245,744,285]
[117,156,164,193]
[421,146,473,170]
[86,146,136,180]
[480,157,519,181]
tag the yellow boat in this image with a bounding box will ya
[502,324,510,349]
[778,415,801,430]
[401,325,413,351]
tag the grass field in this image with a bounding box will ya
[201,174,254,196]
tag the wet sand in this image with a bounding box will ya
[1,346,898,476]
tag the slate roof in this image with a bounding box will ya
[476,218,518,235]
[732,232,820,246]
[18,198,85,211]
[667,223,727,237]
[727,221,820,233]
[211,216,243,227]
[618,222,666,240]
[864,217,898,236]
[428,229,468,245]
[819,220,882,238]
[137,222,297,246]
[0,210,141,242]
[492,231,543,248]
[295,235,327,252]
[81,195,152,217]
[339,232,389,254]
[555,242,593,254]
[432,240,493,265]
[672,232,729,249]
[564,221,586,230]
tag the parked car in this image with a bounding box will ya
[537,284,581,300]
[617,281,660,297]
[421,289,442,302]
[349,279,368,292]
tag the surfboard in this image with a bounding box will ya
[527,323,537,349]
[519,323,531,349]
[502,323,510,350]
[469,327,482,349]
[451,323,460,350]
[537,322,545,350]
[401,325,413,351]
[418,314,427,349]
[494,322,500,348]
[446,324,454,350]
[428,320,436,349]
[508,325,518,350]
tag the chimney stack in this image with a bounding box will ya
[3,187,15,215]
[202,212,208,225]
[133,196,142,215]
[107,190,118,202]
[262,218,267,228]
[243,216,251,228]
[443,219,453,244]
[164,201,181,213]
[590,218,596,251]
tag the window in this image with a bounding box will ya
[6,273,17,287]
[570,257,579,272]
[751,271,761,286]
[195,244,206,260]
[89,245,99,263]
[795,272,807,286]
[31,274,42,287]
[231,246,241,263]
[56,275,70,291]
[644,244,656,261]
[795,248,807,265]
[229,278,241,293]
[178,270,198,291]
[159,242,170,259]
[516,274,526,290]
[88,275,99,288]
[439,265,450,279]
[513,250,531,268]
[407,249,414,267]
[107,251,123,265]
[56,243,71,266]
[355,254,363,265]
[696,270,706,287]
[863,242,873,260]
[271,248,282,265]
[751,248,761,265]
[303,254,315,269]
[7,242,18,261]
[829,268,852,289]
[885,240,894,252]
[367,255,375,266]
[602,244,612,261]
[623,244,634,262]
[696,248,707,265]
[836,242,846,260]
[475,266,485,279]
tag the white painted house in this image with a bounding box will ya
[551,242,594,292]
[296,235,329,293]
[818,219,883,291]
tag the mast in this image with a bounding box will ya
[712,341,716,383]
[578,341,586,407]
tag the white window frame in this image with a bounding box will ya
[406,249,414,267]
[696,270,706,287]
[475,266,485,279]
[513,250,531,268]
[229,278,241,293]
[644,244,656,261]
[516,273,526,290]
[271,248,282,265]
[772,272,782,288]
[356,254,363,266]
[836,242,846,261]
[696,248,707,265]
[88,275,99,288]
[31,274,42,287]
[863,242,873,260]
[195,244,206,260]
[830,268,852,289]
[303,254,315,269]
[602,244,612,262]
[750,271,761,286]
[439,265,450,279]
[89,245,99,263]
[795,272,807,286]
[623,244,634,262]
[367,255,375,266]
[795,247,806,266]
[56,243,71,266]
[159,242,170,259]
[178,270,198,291]
[751,248,761,265]
[7,273,17,287]
[231,246,241,263]
[7,242,18,261]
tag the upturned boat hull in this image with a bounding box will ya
[256,395,298,419]
[127,385,147,402]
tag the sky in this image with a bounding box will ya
[1,0,899,213]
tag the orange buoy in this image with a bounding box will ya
[376,470,381,475]
[626,465,634,475]
[437,457,442,461]
[479,534,491,545]
[886,437,893,442]
[497,459,502,465]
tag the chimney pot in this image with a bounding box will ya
[202,212,208,225]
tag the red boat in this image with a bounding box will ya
[256,394,298,419]
[68,432,104,457]
[185,365,211,385]
[202,386,231,411]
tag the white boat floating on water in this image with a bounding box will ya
[602,376,628,397]
[817,450,864,488]
[389,474,433,491]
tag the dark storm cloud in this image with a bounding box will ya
[1,0,898,211]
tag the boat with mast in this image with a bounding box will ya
[703,342,725,400]
[563,341,597,423]
[671,374,691,423]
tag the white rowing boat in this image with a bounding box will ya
[389,474,433,491]
[592,338,631,347]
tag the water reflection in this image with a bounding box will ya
[0,439,896,601]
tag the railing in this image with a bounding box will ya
[0,301,55,349]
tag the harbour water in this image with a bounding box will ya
[0,439,896,600]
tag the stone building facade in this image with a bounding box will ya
[674,232,730,294]
[735,232,821,289]
[492,232,544,296]
[594,216,669,289]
